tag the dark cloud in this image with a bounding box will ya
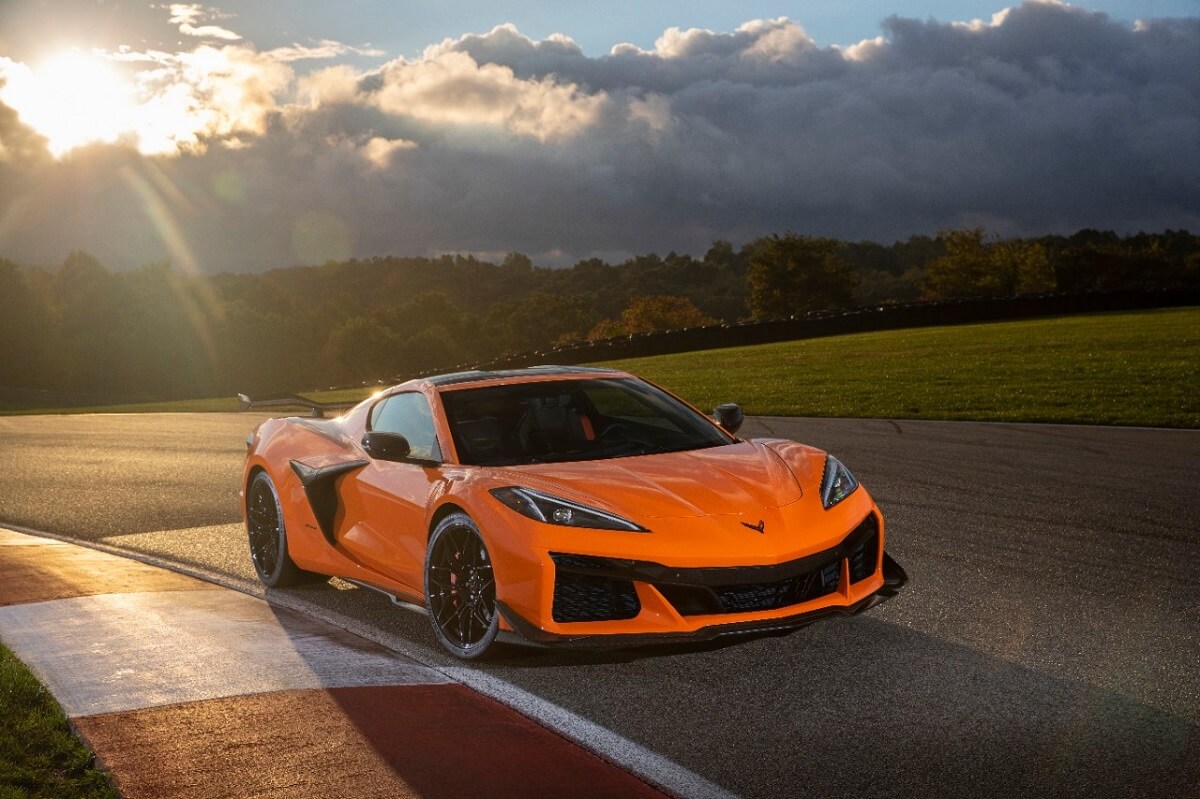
[0,2,1196,272]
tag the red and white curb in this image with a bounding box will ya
[0,527,735,799]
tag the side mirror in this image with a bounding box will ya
[361,431,412,462]
[714,403,744,434]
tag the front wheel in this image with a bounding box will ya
[424,513,500,659]
[245,471,321,587]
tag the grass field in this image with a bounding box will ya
[5,308,1197,428]
[596,308,1200,428]
[0,642,119,799]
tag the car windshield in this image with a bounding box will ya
[441,377,733,466]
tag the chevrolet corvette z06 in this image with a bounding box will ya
[241,366,906,659]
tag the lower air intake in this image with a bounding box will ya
[550,556,640,623]
[848,518,880,583]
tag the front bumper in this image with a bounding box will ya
[496,549,908,650]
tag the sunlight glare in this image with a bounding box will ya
[3,50,137,156]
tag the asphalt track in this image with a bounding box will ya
[1,412,1198,798]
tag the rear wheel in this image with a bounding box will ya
[424,513,500,659]
[246,471,320,587]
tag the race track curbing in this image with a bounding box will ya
[0,527,683,799]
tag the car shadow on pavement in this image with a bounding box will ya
[479,615,1199,799]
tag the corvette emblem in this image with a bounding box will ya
[741,519,766,534]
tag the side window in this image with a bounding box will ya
[369,393,442,461]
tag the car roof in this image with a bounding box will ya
[398,365,630,391]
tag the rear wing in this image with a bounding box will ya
[237,393,347,419]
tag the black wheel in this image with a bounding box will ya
[424,513,499,659]
[245,471,320,587]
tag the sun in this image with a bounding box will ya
[1,50,138,157]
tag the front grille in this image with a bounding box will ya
[714,559,841,613]
[656,558,840,616]
[550,554,640,623]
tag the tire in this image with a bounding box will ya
[424,512,500,659]
[245,470,321,587]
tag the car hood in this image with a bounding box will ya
[501,441,804,520]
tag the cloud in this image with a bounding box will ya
[360,135,418,169]
[0,2,1196,273]
[169,3,242,41]
[122,44,294,154]
[360,50,608,141]
[266,41,386,63]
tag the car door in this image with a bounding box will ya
[338,391,444,593]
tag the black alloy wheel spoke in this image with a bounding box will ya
[456,602,473,643]
[470,602,492,629]
[428,523,496,651]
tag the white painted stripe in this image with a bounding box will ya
[445,666,741,799]
[0,589,449,717]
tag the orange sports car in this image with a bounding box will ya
[241,366,906,659]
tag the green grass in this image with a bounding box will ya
[596,308,1200,428]
[0,642,120,799]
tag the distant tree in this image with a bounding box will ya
[854,267,924,305]
[562,258,617,305]
[486,292,599,355]
[320,317,402,386]
[891,234,945,274]
[0,259,45,386]
[502,252,534,272]
[376,292,464,342]
[398,325,462,377]
[703,240,739,271]
[921,229,995,299]
[52,252,132,394]
[215,303,309,395]
[746,234,856,319]
[1008,239,1053,294]
[586,295,717,341]
[1050,234,1194,292]
[921,229,1050,299]
[122,261,216,398]
[1185,249,1200,287]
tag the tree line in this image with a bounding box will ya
[1,228,1196,403]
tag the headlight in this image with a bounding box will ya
[489,487,648,532]
[820,455,860,509]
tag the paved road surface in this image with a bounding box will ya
[1,412,1197,798]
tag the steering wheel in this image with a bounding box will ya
[597,422,632,442]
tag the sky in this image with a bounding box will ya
[0,1,1197,272]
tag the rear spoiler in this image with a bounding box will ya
[237,393,346,419]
